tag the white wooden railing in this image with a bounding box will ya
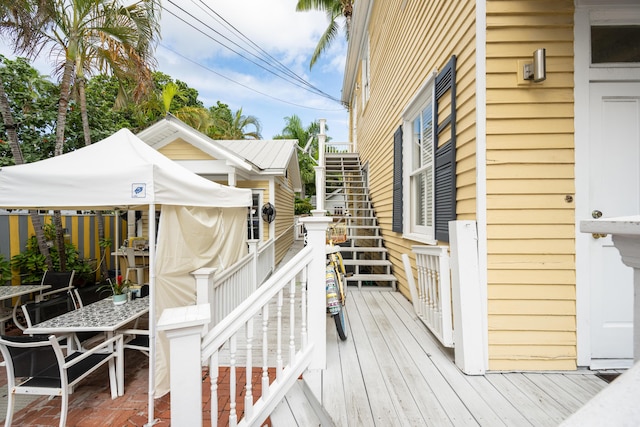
[193,239,275,327]
[161,216,331,427]
[405,245,454,348]
[255,238,275,284]
[202,245,314,427]
[325,141,354,153]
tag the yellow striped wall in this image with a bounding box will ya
[350,0,477,299]
[0,213,124,284]
[485,0,576,371]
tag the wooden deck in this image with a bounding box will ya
[275,288,612,426]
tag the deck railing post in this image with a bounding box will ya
[191,268,217,332]
[248,239,259,290]
[157,304,211,427]
[299,215,330,403]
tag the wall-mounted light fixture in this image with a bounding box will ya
[523,48,546,83]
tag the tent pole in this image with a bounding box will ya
[115,210,119,278]
[145,203,157,426]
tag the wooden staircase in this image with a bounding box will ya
[324,153,396,289]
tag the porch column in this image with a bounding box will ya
[581,216,640,362]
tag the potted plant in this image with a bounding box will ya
[98,275,130,305]
[0,255,12,286]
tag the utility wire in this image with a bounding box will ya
[191,0,331,97]
[158,43,345,112]
[163,1,342,103]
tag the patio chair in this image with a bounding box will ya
[20,292,103,350]
[120,328,149,356]
[10,271,77,332]
[36,270,76,303]
[0,333,121,427]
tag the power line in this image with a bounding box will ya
[162,1,342,104]
[158,43,345,112]
[191,0,330,98]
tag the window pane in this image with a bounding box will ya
[412,118,421,171]
[591,26,640,64]
[247,193,260,240]
[414,173,426,226]
[421,103,433,168]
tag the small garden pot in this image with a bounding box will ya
[112,293,127,305]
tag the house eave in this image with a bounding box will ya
[341,0,374,106]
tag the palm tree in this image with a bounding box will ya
[274,115,324,198]
[296,0,353,69]
[213,108,262,140]
[145,81,212,133]
[35,0,160,270]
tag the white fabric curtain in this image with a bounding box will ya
[154,205,248,396]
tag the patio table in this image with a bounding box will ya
[0,284,51,301]
[0,284,52,332]
[25,296,149,396]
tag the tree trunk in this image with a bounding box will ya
[78,76,107,281]
[51,58,76,270]
[0,73,53,270]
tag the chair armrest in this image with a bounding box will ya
[62,334,123,369]
[118,329,149,336]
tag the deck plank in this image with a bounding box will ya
[501,374,572,424]
[523,374,586,414]
[484,373,554,427]
[379,291,501,426]
[359,291,453,426]
[562,372,608,396]
[346,291,415,425]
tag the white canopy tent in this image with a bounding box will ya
[0,128,252,425]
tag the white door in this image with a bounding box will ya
[588,82,640,367]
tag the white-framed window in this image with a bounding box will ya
[361,34,370,108]
[402,72,437,243]
[247,190,263,240]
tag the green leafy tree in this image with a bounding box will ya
[0,3,57,270]
[296,0,353,69]
[20,0,160,271]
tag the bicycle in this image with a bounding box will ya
[326,222,349,341]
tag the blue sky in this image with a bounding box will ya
[0,0,350,142]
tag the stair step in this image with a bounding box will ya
[346,235,383,241]
[342,259,391,266]
[337,246,388,253]
[346,274,397,282]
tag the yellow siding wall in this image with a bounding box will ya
[351,0,477,298]
[485,0,576,371]
[158,138,215,160]
[274,176,295,264]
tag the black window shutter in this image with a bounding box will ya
[392,125,403,233]
[434,55,457,242]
